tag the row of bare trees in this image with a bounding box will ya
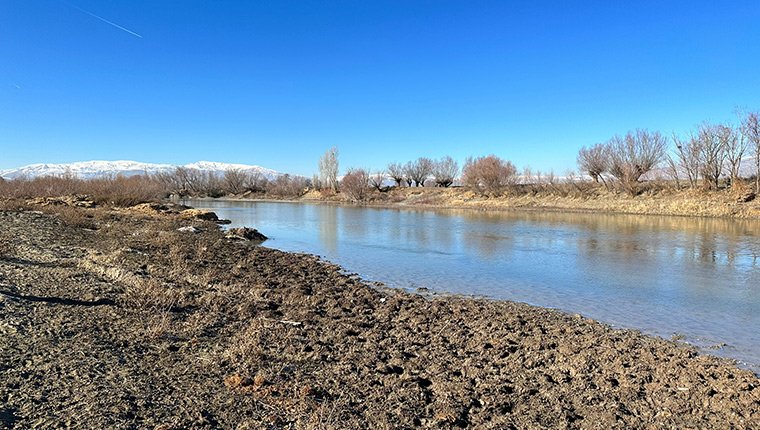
[577,112,760,194]
[155,167,308,198]
[337,155,519,200]
[385,157,460,188]
[667,113,760,191]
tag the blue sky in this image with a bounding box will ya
[2,1,759,176]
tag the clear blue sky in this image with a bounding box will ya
[2,0,759,176]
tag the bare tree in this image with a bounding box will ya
[402,161,414,187]
[341,168,370,201]
[696,123,728,190]
[153,171,184,195]
[200,171,225,197]
[462,155,517,196]
[311,174,322,191]
[369,171,386,191]
[577,143,608,186]
[719,123,746,186]
[319,147,339,192]
[741,111,760,192]
[607,129,667,194]
[268,174,308,198]
[670,132,702,189]
[386,162,404,187]
[246,172,268,193]
[432,156,459,187]
[405,157,434,187]
[223,168,248,195]
[174,167,204,194]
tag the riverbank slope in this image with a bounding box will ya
[0,203,758,428]
[294,186,760,219]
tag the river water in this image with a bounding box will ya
[188,199,760,372]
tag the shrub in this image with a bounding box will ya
[0,175,165,206]
[341,168,370,201]
[462,155,517,196]
[267,174,309,198]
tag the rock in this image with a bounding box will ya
[225,227,268,242]
[27,195,96,208]
[179,209,231,224]
[129,202,190,215]
[177,226,201,234]
[737,192,756,203]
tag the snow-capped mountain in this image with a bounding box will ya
[0,160,283,180]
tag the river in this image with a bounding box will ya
[187,199,760,372]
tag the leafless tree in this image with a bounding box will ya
[462,155,517,196]
[696,123,728,190]
[404,157,434,187]
[246,172,268,193]
[607,129,667,194]
[311,174,321,190]
[369,171,386,191]
[719,123,746,186]
[268,174,308,198]
[432,156,459,187]
[200,171,225,197]
[670,132,702,189]
[223,168,248,195]
[577,143,608,186]
[174,167,204,194]
[319,147,339,192]
[341,168,370,201]
[402,161,414,187]
[153,171,184,195]
[386,162,404,187]
[741,111,760,192]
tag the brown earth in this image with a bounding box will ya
[0,203,758,429]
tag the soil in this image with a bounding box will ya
[0,204,758,429]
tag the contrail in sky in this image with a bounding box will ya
[62,1,143,38]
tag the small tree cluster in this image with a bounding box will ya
[155,167,271,197]
[577,129,667,194]
[668,117,755,191]
[267,174,309,198]
[385,157,460,188]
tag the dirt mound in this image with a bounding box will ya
[0,206,758,429]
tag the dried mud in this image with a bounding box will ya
[0,206,758,429]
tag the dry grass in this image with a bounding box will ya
[40,205,100,229]
[324,183,760,219]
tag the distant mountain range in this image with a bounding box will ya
[0,160,283,180]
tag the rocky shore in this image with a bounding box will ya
[0,202,758,429]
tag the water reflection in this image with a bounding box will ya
[187,200,760,372]
[318,205,338,252]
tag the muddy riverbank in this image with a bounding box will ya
[0,203,758,429]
